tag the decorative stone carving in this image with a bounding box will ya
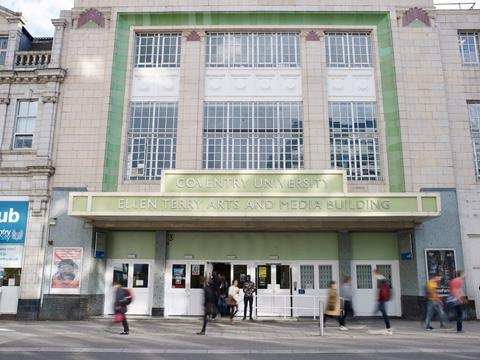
[186,31,201,41]
[41,95,58,104]
[306,31,320,41]
[402,7,431,27]
[77,8,105,28]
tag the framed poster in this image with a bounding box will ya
[51,247,83,294]
[172,264,186,288]
[425,249,456,295]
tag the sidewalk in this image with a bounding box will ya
[1,318,479,352]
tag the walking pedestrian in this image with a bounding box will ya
[339,276,353,330]
[227,279,240,324]
[424,274,447,330]
[218,274,229,316]
[374,269,392,335]
[243,275,256,320]
[113,280,132,335]
[197,278,218,335]
[323,281,341,328]
[448,270,467,333]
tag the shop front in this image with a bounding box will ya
[68,170,440,318]
[0,198,29,316]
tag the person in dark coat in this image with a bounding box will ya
[197,277,218,335]
[113,281,131,335]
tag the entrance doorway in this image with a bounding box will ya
[104,259,153,315]
[212,262,231,285]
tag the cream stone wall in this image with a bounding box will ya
[436,11,480,303]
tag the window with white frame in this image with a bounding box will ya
[126,102,177,180]
[135,33,181,68]
[206,32,300,68]
[468,102,480,177]
[0,37,7,65]
[329,102,380,180]
[459,31,480,66]
[13,100,38,149]
[325,32,372,68]
[203,102,303,169]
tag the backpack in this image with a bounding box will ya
[123,288,133,305]
[379,281,391,302]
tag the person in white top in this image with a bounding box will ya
[227,280,240,324]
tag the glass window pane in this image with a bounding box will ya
[113,264,129,288]
[376,265,392,288]
[14,135,33,149]
[318,265,333,289]
[300,265,314,289]
[276,265,290,289]
[172,264,186,288]
[233,265,248,288]
[356,265,372,289]
[256,265,271,289]
[190,264,205,289]
[133,264,149,288]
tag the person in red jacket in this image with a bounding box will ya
[449,270,467,333]
[374,269,392,335]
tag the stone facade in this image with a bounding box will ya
[1,0,480,319]
[0,6,66,319]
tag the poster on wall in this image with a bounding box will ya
[0,245,24,268]
[425,249,456,295]
[51,247,83,293]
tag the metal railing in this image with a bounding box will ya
[14,51,51,68]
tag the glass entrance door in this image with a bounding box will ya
[105,260,153,315]
[255,264,291,317]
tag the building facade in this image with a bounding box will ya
[0,6,66,319]
[1,0,479,320]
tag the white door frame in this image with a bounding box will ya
[104,259,154,315]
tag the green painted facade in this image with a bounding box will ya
[106,231,156,259]
[166,232,339,260]
[351,232,399,260]
[103,11,405,193]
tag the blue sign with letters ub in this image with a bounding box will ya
[0,201,29,244]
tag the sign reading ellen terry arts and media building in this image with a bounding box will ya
[69,171,440,217]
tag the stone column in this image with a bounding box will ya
[175,30,205,169]
[152,231,167,316]
[338,231,352,282]
[17,197,49,320]
[49,19,68,68]
[37,91,59,159]
[0,96,10,147]
[5,16,25,68]
[302,30,330,170]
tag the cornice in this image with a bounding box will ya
[0,68,67,84]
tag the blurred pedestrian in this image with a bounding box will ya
[197,277,218,335]
[113,280,132,335]
[448,270,467,333]
[323,281,341,328]
[218,274,229,316]
[339,276,353,330]
[243,275,256,320]
[227,279,240,324]
[374,269,392,335]
[424,274,447,330]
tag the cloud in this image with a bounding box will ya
[1,0,74,37]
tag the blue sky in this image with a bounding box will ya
[0,0,478,37]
